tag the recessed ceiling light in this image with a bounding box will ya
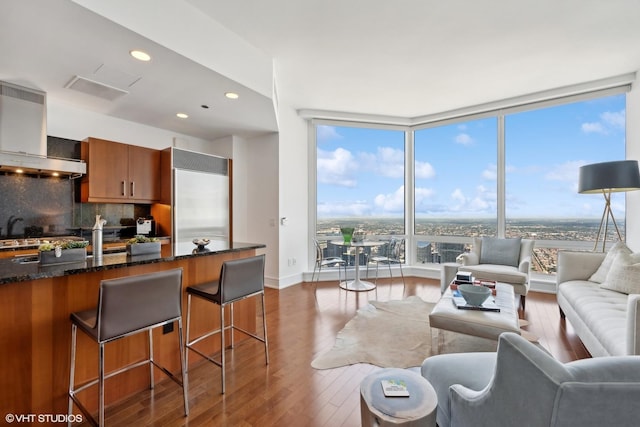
[52,172,60,177]
[16,169,24,174]
[130,50,151,62]
[225,92,239,99]
[176,113,188,119]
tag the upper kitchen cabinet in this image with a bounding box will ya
[80,137,160,203]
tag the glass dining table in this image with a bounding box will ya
[329,240,385,291]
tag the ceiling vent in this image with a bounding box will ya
[65,75,129,101]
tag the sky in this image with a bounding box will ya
[316,93,626,219]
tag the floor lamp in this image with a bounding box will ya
[578,160,640,252]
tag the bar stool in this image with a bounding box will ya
[67,268,189,426]
[185,254,269,394]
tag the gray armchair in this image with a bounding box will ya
[457,237,533,310]
[421,332,640,427]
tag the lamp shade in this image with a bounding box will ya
[578,160,640,194]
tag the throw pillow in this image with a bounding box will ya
[599,251,640,294]
[588,241,632,283]
[479,237,521,267]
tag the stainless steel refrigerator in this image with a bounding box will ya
[168,147,230,256]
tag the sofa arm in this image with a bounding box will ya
[627,294,640,355]
[556,251,606,286]
[457,251,479,266]
[518,256,531,274]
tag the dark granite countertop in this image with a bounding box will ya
[0,241,265,285]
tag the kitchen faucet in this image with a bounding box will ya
[7,215,24,238]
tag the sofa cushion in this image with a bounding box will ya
[600,252,640,295]
[558,280,628,356]
[589,241,631,283]
[480,237,521,267]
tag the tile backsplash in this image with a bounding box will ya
[0,137,150,239]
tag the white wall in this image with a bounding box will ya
[275,103,309,288]
[231,133,280,286]
[626,77,640,251]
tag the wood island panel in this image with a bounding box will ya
[0,248,258,419]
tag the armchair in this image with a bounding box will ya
[457,237,533,310]
[421,332,640,427]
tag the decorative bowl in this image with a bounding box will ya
[192,238,211,249]
[458,284,491,306]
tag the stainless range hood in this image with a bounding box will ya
[0,81,86,177]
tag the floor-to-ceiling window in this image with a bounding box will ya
[414,117,498,263]
[315,124,405,266]
[504,93,626,274]
[310,82,629,280]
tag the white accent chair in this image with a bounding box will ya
[457,237,533,310]
[422,332,640,427]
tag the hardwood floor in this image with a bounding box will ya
[98,277,589,426]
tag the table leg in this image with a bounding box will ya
[339,246,376,292]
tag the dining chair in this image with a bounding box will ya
[367,237,405,289]
[68,268,188,426]
[312,239,347,290]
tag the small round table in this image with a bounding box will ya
[330,240,384,291]
[360,368,437,427]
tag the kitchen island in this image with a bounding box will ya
[0,241,265,420]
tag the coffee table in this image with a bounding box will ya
[429,282,520,341]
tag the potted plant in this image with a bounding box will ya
[38,240,89,265]
[126,235,161,256]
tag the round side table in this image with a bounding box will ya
[360,368,437,427]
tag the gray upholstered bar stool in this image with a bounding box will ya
[185,254,269,394]
[67,268,189,426]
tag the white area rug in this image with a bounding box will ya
[311,296,508,370]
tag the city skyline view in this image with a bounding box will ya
[316,93,626,220]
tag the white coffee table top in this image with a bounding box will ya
[429,282,521,340]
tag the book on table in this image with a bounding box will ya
[381,379,410,397]
[452,289,501,312]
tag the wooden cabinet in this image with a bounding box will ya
[81,137,160,203]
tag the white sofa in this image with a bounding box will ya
[556,250,640,356]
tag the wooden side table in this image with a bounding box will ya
[360,368,437,427]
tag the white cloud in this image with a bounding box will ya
[581,122,605,134]
[376,147,405,178]
[601,110,625,130]
[545,160,586,182]
[374,186,405,213]
[455,133,474,146]
[317,200,371,217]
[317,125,343,142]
[447,185,495,214]
[415,161,436,179]
[415,186,435,203]
[317,147,358,187]
[451,188,466,204]
[482,164,497,180]
[359,146,405,178]
[581,109,625,135]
